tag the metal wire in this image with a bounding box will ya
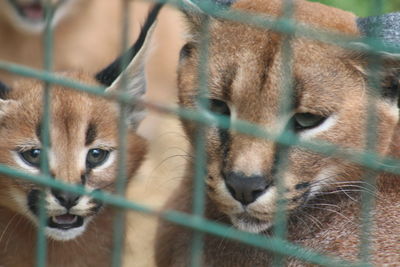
[0,0,395,266]
[358,0,384,264]
[190,15,211,267]
[111,1,133,266]
[36,1,54,266]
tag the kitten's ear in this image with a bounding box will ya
[356,13,400,105]
[95,4,162,129]
[180,0,236,33]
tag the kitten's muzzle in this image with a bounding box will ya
[51,188,80,209]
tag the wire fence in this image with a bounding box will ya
[0,0,399,266]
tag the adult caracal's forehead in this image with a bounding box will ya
[231,0,357,33]
[178,0,366,123]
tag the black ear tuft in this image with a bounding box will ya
[95,3,163,87]
[0,81,10,99]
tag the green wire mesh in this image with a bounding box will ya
[0,0,399,266]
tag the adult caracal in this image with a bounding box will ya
[155,0,400,265]
[0,4,161,267]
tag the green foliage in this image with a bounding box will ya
[310,0,400,17]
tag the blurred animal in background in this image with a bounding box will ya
[0,0,183,107]
[155,0,400,266]
[0,4,160,267]
[0,0,80,33]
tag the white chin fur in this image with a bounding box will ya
[45,219,89,241]
[230,216,272,234]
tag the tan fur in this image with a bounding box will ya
[0,0,125,83]
[0,75,147,266]
[0,0,182,102]
[0,206,116,267]
[0,1,184,265]
[155,0,400,265]
[0,0,185,142]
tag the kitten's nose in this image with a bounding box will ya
[224,172,271,205]
[51,189,80,209]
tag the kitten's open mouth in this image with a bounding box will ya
[47,214,84,230]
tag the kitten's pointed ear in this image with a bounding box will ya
[95,4,162,129]
[356,13,400,105]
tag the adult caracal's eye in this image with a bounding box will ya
[86,149,110,168]
[209,99,231,117]
[293,113,326,131]
[19,149,41,167]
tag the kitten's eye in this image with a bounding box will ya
[19,149,41,167]
[293,113,326,131]
[209,99,231,117]
[86,149,110,168]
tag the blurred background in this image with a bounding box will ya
[0,0,399,266]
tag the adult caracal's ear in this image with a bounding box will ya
[357,13,400,51]
[95,4,163,129]
[356,13,400,107]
